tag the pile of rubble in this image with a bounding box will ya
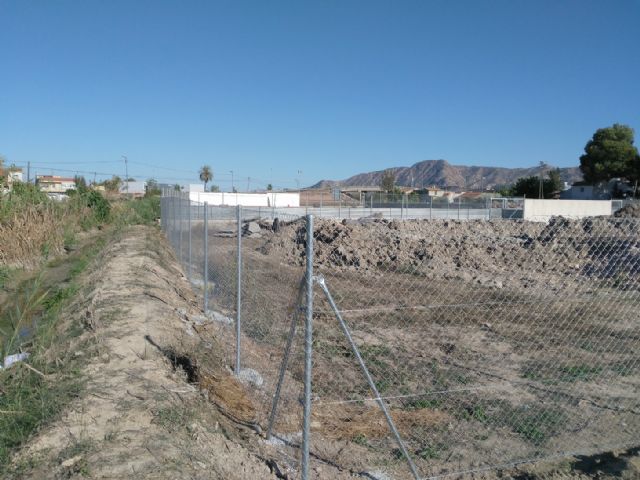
[258,216,639,289]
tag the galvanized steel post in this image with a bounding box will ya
[302,214,314,480]
[179,193,183,264]
[203,202,209,313]
[235,205,242,375]
[188,195,192,281]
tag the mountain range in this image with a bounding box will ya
[311,159,583,190]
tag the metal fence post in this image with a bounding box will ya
[172,194,176,248]
[188,195,192,281]
[458,197,461,220]
[203,202,209,313]
[235,205,242,375]
[179,193,184,264]
[302,214,314,480]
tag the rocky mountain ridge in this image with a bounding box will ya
[312,159,582,190]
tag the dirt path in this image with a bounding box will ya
[9,226,283,479]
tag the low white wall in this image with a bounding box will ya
[523,199,612,222]
[189,191,300,207]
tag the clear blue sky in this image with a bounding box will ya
[1,0,639,189]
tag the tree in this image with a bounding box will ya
[547,168,562,193]
[579,124,640,184]
[173,184,181,191]
[103,175,121,192]
[511,171,561,198]
[210,184,220,192]
[266,183,273,191]
[74,175,87,193]
[380,169,396,193]
[146,178,161,196]
[199,165,213,190]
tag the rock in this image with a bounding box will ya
[205,310,234,325]
[244,222,261,235]
[237,368,264,388]
[61,455,83,468]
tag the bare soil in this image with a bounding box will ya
[189,215,640,479]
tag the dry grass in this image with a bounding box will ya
[0,203,70,268]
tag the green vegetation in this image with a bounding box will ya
[504,168,562,198]
[404,396,443,410]
[0,239,103,473]
[145,178,161,197]
[153,404,196,433]
[112,196,160,227]
[352,433,368,446]
[380,168,396,193]
[199,165,213,191]
[415,444,444,460]
[0,183,162,473]
[522,362,605,384]
[458,399,566,445]
[579,124,640,185]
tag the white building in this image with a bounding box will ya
[36,175,76,193]
[189,191,300,207]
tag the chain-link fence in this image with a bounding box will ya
[162,189,640,479]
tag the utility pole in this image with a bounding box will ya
[230,170,234,192]
[27,161,31,183]
[122,155,129,196]
[247,177,250,191]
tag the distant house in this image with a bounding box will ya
[36,175,76,193]
[458,191,483,200]
[560,179,634,200]
[7,167,23,185]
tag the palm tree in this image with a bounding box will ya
[199,165,213,191]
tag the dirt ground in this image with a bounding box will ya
[6,222,640,480]
[183,215,640,479]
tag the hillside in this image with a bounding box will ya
[312,159,582,190]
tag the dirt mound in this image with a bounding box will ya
[614,203,640,218]
[259,216,639,288]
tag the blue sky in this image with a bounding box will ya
[1,0,639,189]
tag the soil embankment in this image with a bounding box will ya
[6,226,285,479]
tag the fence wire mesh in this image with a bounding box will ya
[162,190,640,479]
